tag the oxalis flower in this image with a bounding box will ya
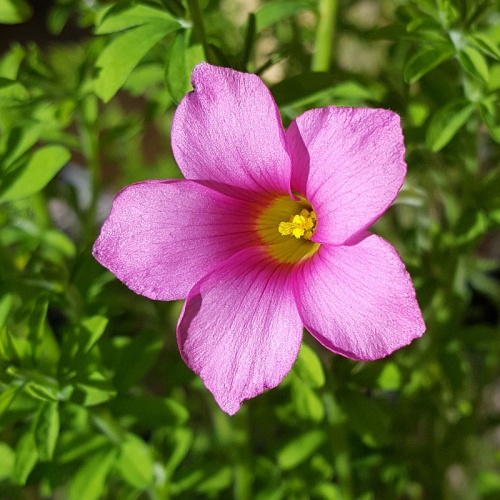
[93,63,425,415]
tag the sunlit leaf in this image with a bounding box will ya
[277,430,326,470]
[293,343,325,388]
[0,145,71,202]
[0,0,32,24]
[0,442,15,480]
[94,21,181,102]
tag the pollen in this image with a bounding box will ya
[278,209,317,240]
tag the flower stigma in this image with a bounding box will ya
[257,196,320,264]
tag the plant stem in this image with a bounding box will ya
[312,0,338,72]
[186,0,214,64]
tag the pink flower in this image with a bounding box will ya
[93,63,425,415]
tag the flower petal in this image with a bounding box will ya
[177,247,303,415]
[171,63,292,196]
[93,180,258,301]
[286,107,407,244]
[292,233,425,360]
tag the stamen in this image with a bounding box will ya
[278,209,317,240]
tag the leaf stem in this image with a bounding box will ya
[312,0,338,72]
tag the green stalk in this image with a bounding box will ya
[186,0,214,64]
[312,0,338,72]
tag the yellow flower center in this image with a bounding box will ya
[256,195,320,264]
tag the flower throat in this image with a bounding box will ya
[257,196,320,264]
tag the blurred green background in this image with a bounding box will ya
[1,0,500,498]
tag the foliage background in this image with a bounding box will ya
[1,0,500,498]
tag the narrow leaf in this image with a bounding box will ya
[404,46,454,83]
[426,99,475,152]
[458,46,489,82]
[0,145,70,202]
[95,22,181,102]
[13,431,38,485]
[468,33,500,60]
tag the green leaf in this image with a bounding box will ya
[196,466,232,495]
[0,293,13,327]
[0,385,19,416]
[0,44,25,79]
[0,0,32,24]
[458,46,490,82]
[377,362,402,390]
[0,124,43,172]
[113,331,163,392]
[426,99,475,152]
[166,31,204,104]
[270,72,332,106]
[110,395,189,427]
[293,343,325,388]
[68,447,118,500]
[291,379,325,423]
[277,430,326,470]
[164,428,193,476]
[0,77,29,104]
[404,46,454,83]
[454,210,489,245]
[94,22,181,102]
[29,296,48,363]
[468,33,500,60]
[117,433,154,489]
[0,145,71,202]
[255,0,312,31]
[80,315,108,353]
[73,378,116,407]
[96,2,179,34]
[13,431,38,485]
[33,401,59,461]
[57,433,109,464]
